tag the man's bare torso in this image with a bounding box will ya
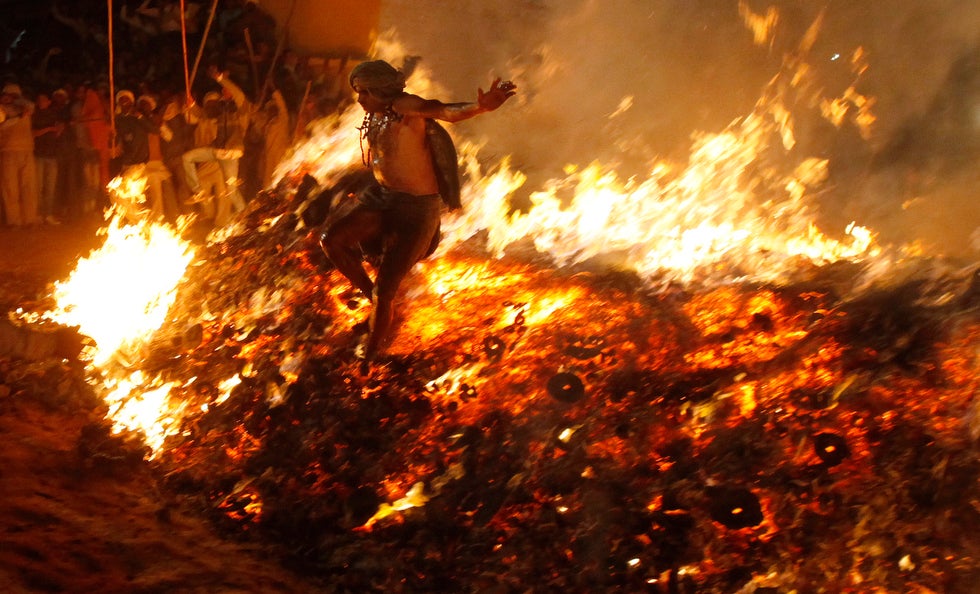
[366,107,439,197]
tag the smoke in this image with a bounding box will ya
[380,0,980,258]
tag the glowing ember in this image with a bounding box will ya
[102,371,184,455]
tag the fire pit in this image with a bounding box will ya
[17,6,980,590]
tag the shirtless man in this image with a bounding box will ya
[320,59,516,366]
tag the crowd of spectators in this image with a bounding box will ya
[0,0,355,228]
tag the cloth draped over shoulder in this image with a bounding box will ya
[425,119,461,212]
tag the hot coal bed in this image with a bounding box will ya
[11,170,980,593]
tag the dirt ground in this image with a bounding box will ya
[0,218,324,594]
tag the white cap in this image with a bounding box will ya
[137,95,157,111]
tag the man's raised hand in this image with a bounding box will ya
[478,78,517,112]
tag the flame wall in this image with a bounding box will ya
[379,0,980,258]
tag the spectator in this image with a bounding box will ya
[258,87,290,188]
[75,81,112,195]
[114,90,149,167]
[32,91,67,224]
[0,0,367,228]
[67,83,101,219]
[120,3,161,37]
[138,94,179,220]
[183,67,251,226]
[0,83,39,226]
[50,88,76,221]
[159,93,195,210]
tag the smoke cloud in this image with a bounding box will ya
[380,0,980,258]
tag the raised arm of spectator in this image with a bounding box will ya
[33,47,62,87]
[120,3,159,36]
[210,66,249,110]
[50,3,90,41]
[136,0,161,19]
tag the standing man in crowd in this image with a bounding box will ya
[319,59,516,368]
[159,93,195,210]
[183,66,251,226]
[32,91,66,224]
[0,83,39,226]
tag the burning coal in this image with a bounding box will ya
[19,5,980,591]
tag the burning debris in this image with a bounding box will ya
[19,169,976,591]
[8,9,980,592]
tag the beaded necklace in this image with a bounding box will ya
[356,106,402,167]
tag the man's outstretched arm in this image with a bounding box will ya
[398,78,517,123]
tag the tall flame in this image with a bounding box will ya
[39,170,196,452]
[45,212,195,367]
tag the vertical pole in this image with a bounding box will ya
[107,0,116,155]
[257,0,297,108]
[181,0,191,102]
[244,28,260,98]
[190,0,220,88]
[293,80,312,141]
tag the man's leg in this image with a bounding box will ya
[1,153,23,226]
[36,157,57,220]
[145,161,170,218]
[366,201,442,359]
[217,157,245,212]
[19,152,39,225]
[320,205,384,299]
[181,147,216,195]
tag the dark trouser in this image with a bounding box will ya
[320,187,442,358]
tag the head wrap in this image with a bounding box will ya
[52,89,69,100]
[137,94,157,111]
[349,60,405,100]
[116,90,135,103]
[2,83,22,97]
[203,91,221,104]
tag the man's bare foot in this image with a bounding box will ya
[352,339,374,376]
